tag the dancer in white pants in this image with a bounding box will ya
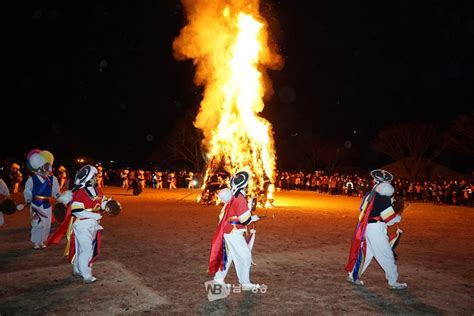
[208,170,260,291]
[346,169,407,290]
[23,149,60,249]
[361,221,399,284]
[67,165,107,284]
[214,229,253,285]
[47,164,112,284]
[72,210,103,281]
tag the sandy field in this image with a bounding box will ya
[0,187,473,315]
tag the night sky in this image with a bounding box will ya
[4,1,473,171]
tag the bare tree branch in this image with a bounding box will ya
[372,121,448,179]
[448,111,474,154]
[151,118,205,170]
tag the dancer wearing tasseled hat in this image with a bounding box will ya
[345,169,408,290]
[208,170,261,291]
[23,149,61,249]
[47,164,121,284]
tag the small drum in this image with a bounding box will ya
[0,199,17,215]
[392,195,405,215]
[104,200,122,216]
[53,203,67,222]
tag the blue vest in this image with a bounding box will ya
[32,175,53,208]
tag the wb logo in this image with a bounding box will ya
[204,280,231,301]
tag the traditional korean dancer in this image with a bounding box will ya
[345,169,407,290]
[208,170,261,291]
[47,164,121,284]
[23,149,60,249]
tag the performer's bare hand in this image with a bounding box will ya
[100,196,112,210]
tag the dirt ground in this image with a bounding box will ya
[0,187,473,315]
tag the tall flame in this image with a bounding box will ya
[173,0,283,202]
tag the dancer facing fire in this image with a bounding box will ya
[345,169,407,290]
[208,170,261,291]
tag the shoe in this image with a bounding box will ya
[33,244,41,249]
[40,243,47,249]
[72,271,82,278]
[242,283,261,291]
[346,275,364,286]
[388,282,407,290]
[213,279,228,285]
[84,276,97,284]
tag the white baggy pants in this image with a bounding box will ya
[214,229,252,285]
[30,205,52,245]
[361,221,399,284]
[72,212,102,279]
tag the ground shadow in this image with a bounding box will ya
[0,277,83,315]
[0,227,30,237]
[392,289,441,314]
[201,297,228,315]
[0,248,36,266]
[200,290,261,315]
[352,286,440,315]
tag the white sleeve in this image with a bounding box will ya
[386,214,401,226]
[100,195,111,210]
[73,210,102,221]
[23,177,33,203]
[52,176,60,198]
[0,179,10,197]
[238,210,252,224]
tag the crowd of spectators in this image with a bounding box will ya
[275,171,473,206]
[1,163,472,207]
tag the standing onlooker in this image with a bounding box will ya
[187,172,195,189]
[9,163,23,194]
[346,178,354,196]
[96,165,104,188]
[58,166,68,192]
[168,172,177,189]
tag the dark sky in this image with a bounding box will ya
[4,1,473,170]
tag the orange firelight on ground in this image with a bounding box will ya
[173,0,283,204]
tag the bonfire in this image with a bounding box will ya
[173,0,283,207]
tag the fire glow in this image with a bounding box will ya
[173,0,283,206]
